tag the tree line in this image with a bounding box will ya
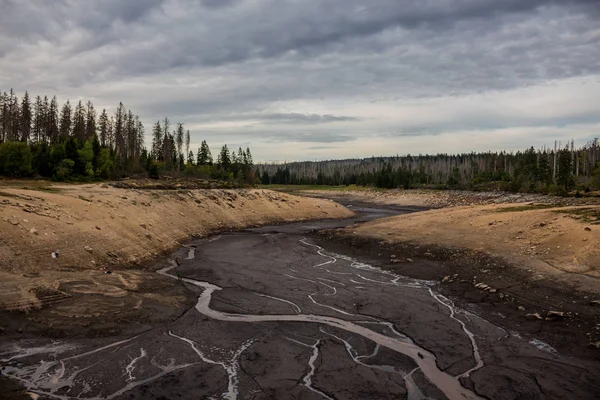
[0,89,254,182]
[257,140,600,195]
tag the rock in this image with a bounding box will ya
[518,306,526,311]
[9,219,19,225]
[390,254,396,259]
[145,232,152,239]
[84,246,93,253]
[29,228,38,235]
[489,288,497,293]
[95,226,101,230]
[585,227,592,231]
[406,258,414,263]
[442,276,450,283]
[140,223,147,229]
[589,300,600,306]
[546,310,565,319]
[23,219,29,223]
[526,313,543,320]
[588,341,600,349]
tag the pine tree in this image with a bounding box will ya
[537,151,552,186]
[47,96,59,144]
[151,120,162,160]
[20,91,32,142]
[113,102,126,161]
[175,123,184,169]
[185,129,190,163]
[32,95,43,143]
[72,100,86,141]
[245,147,253,166]
[85,101,96,139]
[197,140,212,165]
[135,116,144,161]
[98,109,109,147]
[557,145,574,192]
[59,100,72,140]
[0,91,8,143]
[218,144,231,171]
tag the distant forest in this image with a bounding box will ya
[257,140,600,195]
[0,89,254,182]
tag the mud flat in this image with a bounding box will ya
[1,203,599,399]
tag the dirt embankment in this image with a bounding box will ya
[301,188,599,208]
[350,203,600,284]
[0,182,351,333]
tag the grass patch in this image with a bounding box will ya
[494,204,556,213]
[553,207,600,224]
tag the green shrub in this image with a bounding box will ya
[0,141,33,177]
[54,159,75,181]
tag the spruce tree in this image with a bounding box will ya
[85,101,96,139]
[20,91,32,142]
[59,100,72,140]
[151,120,162,160]
[72,100,86,141]
[48,96,59,144]
[185,129,190,163]
[98,109,109,147]
[219,144,231,171]
[197,140,212,165]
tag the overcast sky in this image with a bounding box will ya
[1,0,599,161]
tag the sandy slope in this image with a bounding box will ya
[0,182,352,311]
[350,203,600,291]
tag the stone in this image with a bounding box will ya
[84,246,93,253]
[525,313,543,320]
[585,227,592,231]
[29,228,38,235]
[145,232,152,239]
[589,300,600,306]
[140,223,147,229]
[23,219,29,223]
[9,219,19,225]
[587,341,600,349]
[406,258,414,262]
[442,276,450,283]
[95,226,101,230]
[546,310,565,319]
[518,306,526,311]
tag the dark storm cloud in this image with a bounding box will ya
[200,0,241,9]
[1,0,599,160]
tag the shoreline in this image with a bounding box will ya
[314,230,600,361]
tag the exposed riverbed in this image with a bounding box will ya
[1,204,598,399]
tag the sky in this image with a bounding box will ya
[1,0,599,162]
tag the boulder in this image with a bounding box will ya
[84,246,93,253]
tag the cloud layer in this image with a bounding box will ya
[1,0,599,160]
